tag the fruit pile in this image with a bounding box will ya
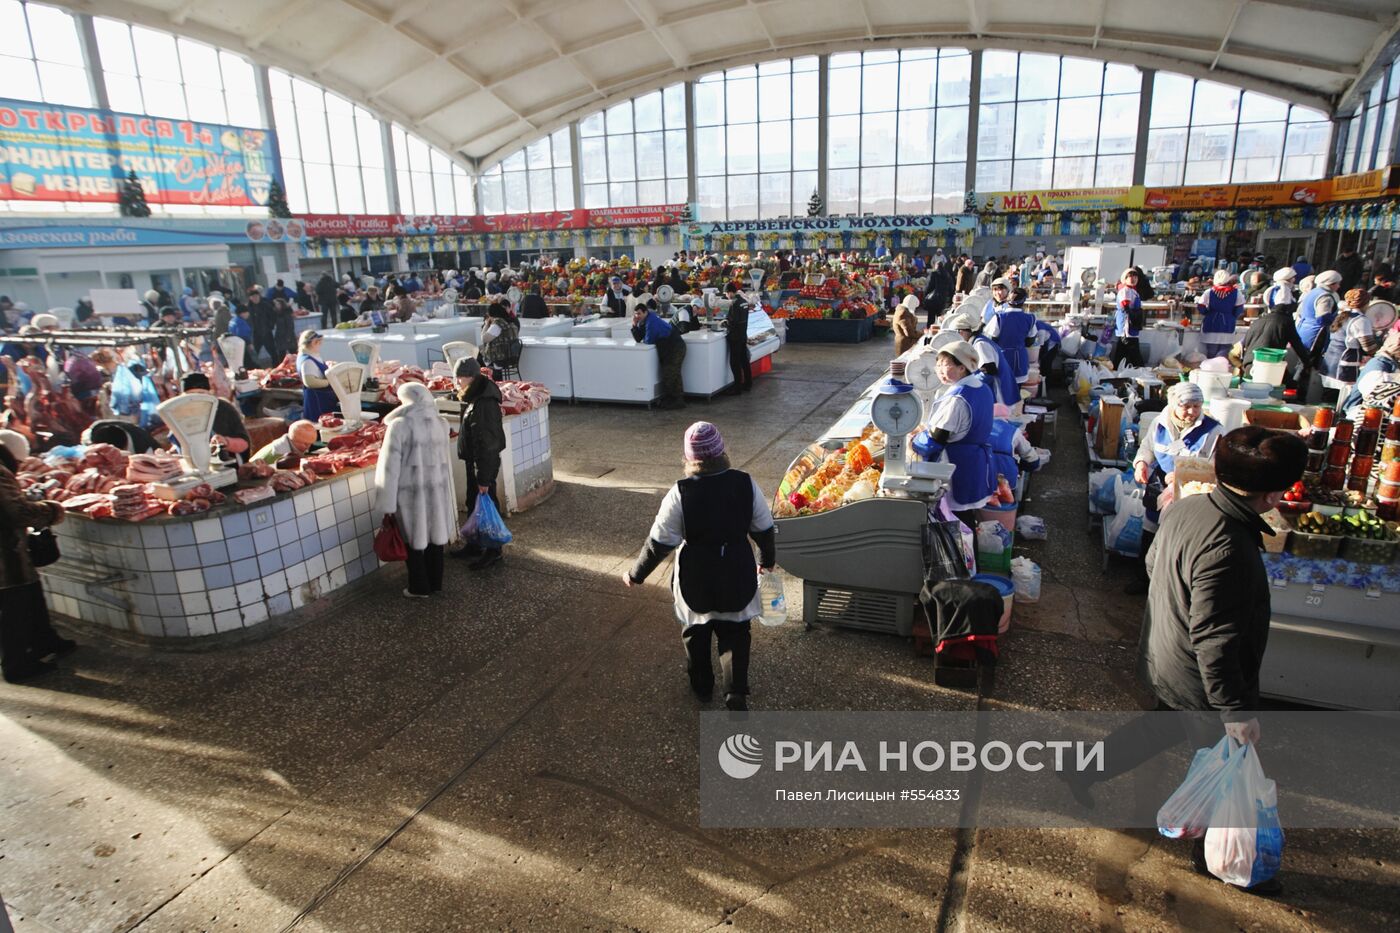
[1279,480,1311,513]
[773,429,886,518]
[799,281,841,300]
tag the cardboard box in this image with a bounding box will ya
[1243,406,1312,433]
[1172,455,1217,503]
[1095,396,1124,460]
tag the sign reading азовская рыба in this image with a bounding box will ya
[688,214,977,236]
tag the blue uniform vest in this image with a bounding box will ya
[972,334,1018,407]
[1295,287,1335,351]
[989,419,1020,492]
[944,379,997,507]
[298,353,339,422]
[993,309,1036,379]
[1200,288,1240,338]
[1149,415,1220,479]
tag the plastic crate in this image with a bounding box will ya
[976,546,1012,576]
[1288,529,1343,560]
[1339,536,1399,565]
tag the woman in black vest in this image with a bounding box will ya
[623,422,776,711]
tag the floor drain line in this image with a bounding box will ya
[934,681,993,933]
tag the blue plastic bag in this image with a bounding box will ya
[110,362,142,417]
[138,375,162,430]
[460,495,513,548]
[1205,744,1284,887]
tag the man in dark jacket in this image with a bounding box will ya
[1335,245,1364,293]
[450,358,508,570]
[1239,305,1310,369]
[1067,426,1306,896]
[723,282,751,394]
[315,274,338,328]
[518,285,549,319]
[954,259,977,295]
[245,286,276,365]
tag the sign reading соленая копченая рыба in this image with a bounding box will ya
[0,98,280,207]
[688,215,977,236]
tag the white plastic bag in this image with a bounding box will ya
[1157,737,1237,839]
[1010,557,1041,603]
[1205,744,1284,888]
[758,571,789,627]
[1090,468,1122,512]
[1015,515,1047,541]
[976,520,1011,554]
[1107,490,1146,554]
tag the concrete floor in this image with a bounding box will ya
[3,334,1399,932]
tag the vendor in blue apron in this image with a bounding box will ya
[990,418,1040,499]
[910,340,998,529]
[1194,269,1245,359]
[296,330,339,422]
[941,305,1018,408]
[983,278,1037,382]
[1124,381,1223,594]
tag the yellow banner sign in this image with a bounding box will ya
[979,186,1144,213]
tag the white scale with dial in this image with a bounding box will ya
[870,369,950,498]
[151,392,238,498]
[325,361,376,433]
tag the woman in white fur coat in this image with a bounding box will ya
[374,382,457,598]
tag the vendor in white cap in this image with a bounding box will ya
[982,276,1013,324]
[1263,267,1298,314]
[1195,269,1245,359]
[1125,380,1223,593]
[941,305,1018,407]
[296,330,338,422]
[910,340,997,527]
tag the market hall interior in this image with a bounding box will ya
[3,336,1397,933]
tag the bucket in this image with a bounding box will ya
[979,500,1018,534]
[1250,359,1287,386]
[1254,347,1287,364]
[972,573,1014,633]
[1209,397,1251,433]
[1190,369,1233,399]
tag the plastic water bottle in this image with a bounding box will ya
[758,571,788,627]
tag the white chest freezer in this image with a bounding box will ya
[681,330,733,397]
[520,336,574,399]
[570,338,659,404]
[519,317,574,339]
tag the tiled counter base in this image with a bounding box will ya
[40,467,383,640]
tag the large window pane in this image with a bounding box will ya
[305,165,336,213]
[1240,91,1289,124]
[697,175,726,219]
[895,164,933,213]
[1150,73,1193,127]
[607,135,636,181]
[333,163,363,213]
[726,123,757,174]
[861,112,897,166]
[503,172,529,213]
[938,52,971,106]
[634,91,663,132]
[759,120,791,172]
[624,132,659,181]
[898,109,935,164]
[1098,95,1140,154]
[1282,121,1331,180]
[793,170,818,212]
[1053,155,1094,187]
[606,101,632,135]
[828,114,861,168]
[1013,158,1053,189]
[609,181,637,206]
[862,62,898,113]
[1232,122,1285,182]
[759,73,791,120]
[936,106,968,161]
[1017,53,1059,101]
[900,58,936,110]
[581,137,607,184]
[554,167,573,210]
[727,174,758,220]
[1145,127,1188,185]
[1192,81,1240,125]
[827,168,859,215]
[551,127,572,165]
[793,70,819,118]
[977,103,1015,160]
[1060,58,1103,98]
[726,76,757,124]
[1015,100,1056,158]
[664,84,686,128]
[933,163,964,213]
[696,126,726,175]
[861,166,895,214]
[695,78,724,125]
[583,182,608,208]
[981,51,1018,103]
[1095,154,1134,187]
[638,179,666,205]
[1184,124,1234,184]
[829,67,861,114]
[665,129,687,177]
[1056,97,1099,157]
[759,172,791,217]
[363,167,389,214]
[976,160,1011,192]
[667,178,687,205]
[793,117,819,169]
[528,170,554,210]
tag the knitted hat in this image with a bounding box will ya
[454,357,481,378]
[0,428,30,461]
[938,340,980,374]
[1167,381,1204,407]
[683,421,725,461]
[1214,425,1308,493]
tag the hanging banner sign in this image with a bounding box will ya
[295,205,687,237]
[689,215,976,236]
[1230,180,1330,208]
[0,217,265,248]
[1142,185,1237,210]
[0,98,280,207]
[979,187,1144,212]
[1330,167,1399,201]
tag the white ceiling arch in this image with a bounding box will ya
[53,0,1400,171]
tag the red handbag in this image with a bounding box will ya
[373,514,407,562]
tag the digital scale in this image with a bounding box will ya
[152,393,238,498]
[870,363,952,498]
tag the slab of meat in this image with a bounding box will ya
[259,354,302,389]
[269,470,306,492]
[80,443,129,477]
[237,462,275,481]
[127,452,184,482]
[17,357,87,447]
[233,485,274,505]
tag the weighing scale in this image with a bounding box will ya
[442,341,478,371]
[904,350,945,425]
[1367,300,1397,332]
[325,361,376,430]
[506,286,523,313]
[870,367,950,498]
[152,393,238,498]
[348,338,382,400]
